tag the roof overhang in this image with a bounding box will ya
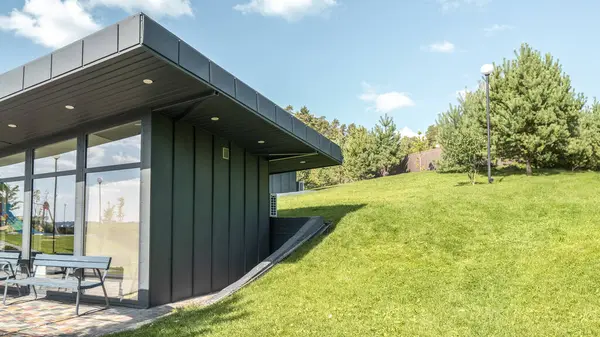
[0,14,342,174]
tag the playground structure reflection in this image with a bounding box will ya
[0,181,24,252]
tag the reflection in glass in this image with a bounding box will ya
[0,181,24,252]
[87,122,141,168]
[34,139,77,175]
[85,169,140,300]
[31,176,75,255]
[0,153,25,179]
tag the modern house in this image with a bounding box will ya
[0,14,342,308]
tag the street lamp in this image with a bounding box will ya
[480,63,494,184]
[97,177,103,224]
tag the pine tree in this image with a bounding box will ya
[567,100,600,170]
[373,114,401,176]
[437,94,488,183]
[490,43,585,175]
[343,125,376,181]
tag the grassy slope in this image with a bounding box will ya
[116,171,600,336]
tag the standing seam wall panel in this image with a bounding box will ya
[171,122,195,301]
[150,113,271,304]
[193,130,213,296]
[229,144,245,283]
[258,158,270,260]
[149,113,174,306]
[244,154,259,272]
[212,137,230,291]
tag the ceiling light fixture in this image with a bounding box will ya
[7,124,17,128]
[143,79,153,85]
[300,160,307,164]
[211,117,219,121]
[65,105,75,110]
[258,140,265,144]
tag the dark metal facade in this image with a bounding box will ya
[147,113,271,306]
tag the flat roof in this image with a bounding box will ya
[0,14,342,174]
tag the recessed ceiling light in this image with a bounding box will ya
[300,160,307,164]
[211,117,219,121]
[143,79,153,85]
[258,140,265,144]
[65,105,75,110]
[134,123,142,126]
[8,124,17,128]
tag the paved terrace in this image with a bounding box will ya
[0,294,212,337]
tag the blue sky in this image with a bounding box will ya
[1,0,599,136]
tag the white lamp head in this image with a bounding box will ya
[480,64,494,76]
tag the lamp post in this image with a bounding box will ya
[52,155,60,253]
[97,177,103,224]
[480,63,494,184]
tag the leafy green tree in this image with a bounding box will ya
[490,43,585,175]
[373,114,401,176]
[117,197,125,222]
[0,183,22,212]
[103,201,115,223]
[567,100,600,170]
[294,106,347,188]
[410,131,429,171]
[425,124,439,148]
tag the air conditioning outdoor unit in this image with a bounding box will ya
[269,193,278,217]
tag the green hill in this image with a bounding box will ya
[117,171,600,336]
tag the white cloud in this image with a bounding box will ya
[0,0,192,49]
[426,41,455,53]
[400,127,419,138]
[233,0,337,21]
[359,82,415,113]
[438,0,490,11]
[0,0,100,48]
[484,24,514,36]
[88,0,193,18]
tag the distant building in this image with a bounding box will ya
[270,172,303,194]
[398,148,443,173]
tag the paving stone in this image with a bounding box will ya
[0,293,214,336]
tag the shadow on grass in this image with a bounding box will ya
[492,166,568,177]
[454,181,487,187]
[106,296,249,337]
[277,204,366,264]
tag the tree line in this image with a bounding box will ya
[292,43,600,188]
[290,106,438,189]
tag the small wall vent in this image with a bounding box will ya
[222,147,230,160]
[270,193,278,217]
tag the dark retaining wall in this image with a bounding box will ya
[270,217,317,253]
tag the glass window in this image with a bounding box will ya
[0,152,25,179]
[31,176,75,255]
[34,139,77,175]
[87,122,141,168]
[85,169,140,300]
[0,181,24,252]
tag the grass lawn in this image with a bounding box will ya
[114,170,600,336]
[2,233,74,254]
